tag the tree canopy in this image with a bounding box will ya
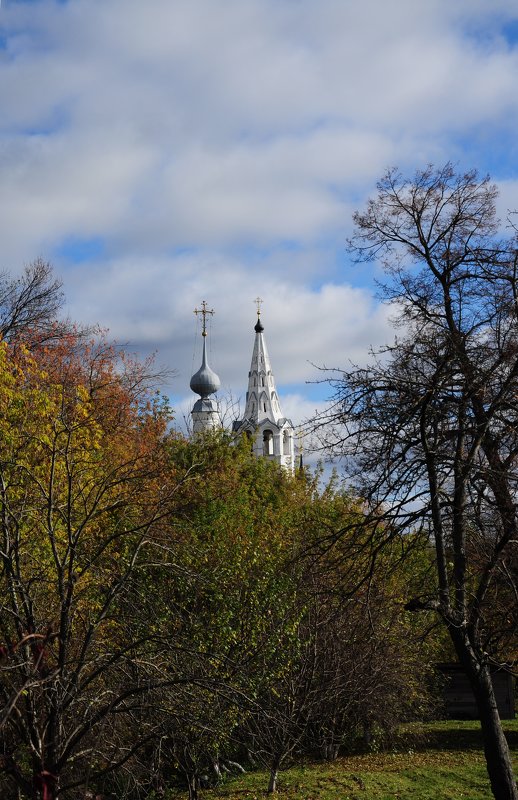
[0,263,439,800]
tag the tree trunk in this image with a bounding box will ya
[267,766,278,794]
[470,667,517,800]
[186,773,198,800]
[267,755,281,794]
[454,639,518,800]
[32,770,59,800]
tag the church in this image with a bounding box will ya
[189,300,295,472]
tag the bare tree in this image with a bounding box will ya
[0,259,66,343]
[315,164,518,800]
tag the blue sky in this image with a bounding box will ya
[1,0,518,434]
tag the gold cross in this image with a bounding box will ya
[194,300,215,337]
[254,297,263,317]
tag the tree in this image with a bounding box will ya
[0,259,65,344]
[299,534,437,760]
[152,434,307,798]
[315,164,518,800]
[237,474,434,793]
[0,334,187,800]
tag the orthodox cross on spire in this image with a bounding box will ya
[194,300,215,337]
[254,297,265,333]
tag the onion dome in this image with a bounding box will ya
[190,337,220,398]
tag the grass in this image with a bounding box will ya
[167,720,518,799]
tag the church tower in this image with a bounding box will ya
[233,300,295,471]
[190,301,221,434]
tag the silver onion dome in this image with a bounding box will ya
[190,337,220,398]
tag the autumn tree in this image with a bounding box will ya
[0,334,187,800]
[316,164,518,800]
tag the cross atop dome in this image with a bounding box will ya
[194,300,215,337]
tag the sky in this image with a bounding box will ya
[2,0,518,440]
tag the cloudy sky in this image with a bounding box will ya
[2,0,518,434]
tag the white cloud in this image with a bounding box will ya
[495,179,518,223]
[2,0,518,447]
[2,0,518,258]
[63,251,394,411]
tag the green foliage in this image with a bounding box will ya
[0,334,441,799]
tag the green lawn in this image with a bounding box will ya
[167,721,518,800]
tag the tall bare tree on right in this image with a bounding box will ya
[317,164,518,800]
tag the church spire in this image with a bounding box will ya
[190,301,221,434]
[242,299,283,424]
[233,301,295,471]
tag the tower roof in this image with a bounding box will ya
[237,305,289,428]
[190,301,220,399]
[190,337,220,397]
[233,301,295,471]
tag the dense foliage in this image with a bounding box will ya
[0,267,438,800]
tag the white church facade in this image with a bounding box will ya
[190,301,295,472]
